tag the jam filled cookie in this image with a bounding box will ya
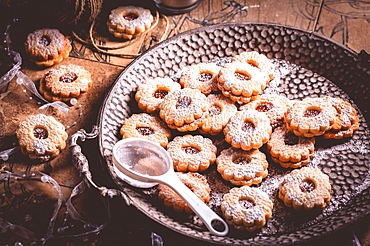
[159,88,210,131]
[166,134,217,172]
[285,97,337,137]
[221,186,273,232]
[224,109,272,151]
[157,172,210,214]
[40,64,92,102]
[120,113,171,148]
[16,114,68,162]
[278,167,331,210]
[25,28,72,67]
[135,77,181,113]
[179,62,222,95]
[107,6,153,40]
[323,96,360,139]
[217,61,269,103]
[240,94,291,129]
[267,126,315,169]
[216,147,268,186]
[232,51,275,81]
[199,94,237,135]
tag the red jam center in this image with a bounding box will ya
[303,109,320,117]
[234,71,250,81]
[39,35,51,46]
[124,13,139,21]
[198,72,213,82]
[182,146,200,154]
[209,105,221,116]
[242,121,255,132]
[136,127,154,135]
[33,127,48,139]
[247,59,259,68]
[176,96,192,109]
[300,179,316,193]
[233,157,250,165]
[239,197,255,209]
[59,72,78,83]
[256,102,273,112]
[284,132,299,145]
[153,89,168,99]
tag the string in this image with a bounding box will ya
[72,11,171,59]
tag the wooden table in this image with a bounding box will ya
[0,0,369,245]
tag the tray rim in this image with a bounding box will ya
[95,22,370,245]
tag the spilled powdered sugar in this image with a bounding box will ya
[135,56,370,237]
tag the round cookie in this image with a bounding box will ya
[199,94,237,135]
[179,62,221,95]
[158,88,210,130]
[16,114,68,162]
[323,96,359,139]
[107,6,153,40]
[224,109,272,151]
[135,77,181,113]
[25,28,72,67]
[166,134,217,172]
[240,93,291,129]
[267,125,315,169]
[216,147,268,186]
[232,51,276,81]
[120,113,171,148]
[217,61,269,103]
[157,172,210,214]
[284,97,337,137]
[40,64,92,101]
[221,186,273,232]
[278,167,331,210]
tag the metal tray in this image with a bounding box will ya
[73,23,369,245]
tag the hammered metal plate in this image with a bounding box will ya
[97,23,370,245]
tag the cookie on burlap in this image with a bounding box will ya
[25,28,72,67]
[16,114,68,162]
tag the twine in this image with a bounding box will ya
[72,10,170,59]
[67,0,103,24]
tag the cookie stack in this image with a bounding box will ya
[39,64,92,102]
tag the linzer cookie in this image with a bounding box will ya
[278,167,332,210]
[158,88,210,132]
[267,125,315,169]
[224,109,272,151]
[39,64,92,102]
[16,114,68,162]
[240,93,292,129]
[166,134,217,172]
[25,28,72,67]
[323,96,360,139]
[284,97,337,137]
[199,94,237,135]
[135,77,181,113]
[217,61,268,103]
[221,186,273,232]
[216,147,268,186]
[232,51,275,81]
[120,113,171,148]
[107,6,153,40]
[179,62,221,95]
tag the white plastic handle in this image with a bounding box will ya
[153,171,229,236]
